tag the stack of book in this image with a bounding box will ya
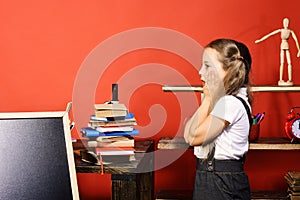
[81,103,138,163]
[285,171,300,200]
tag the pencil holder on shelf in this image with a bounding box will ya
[249,124,260,142]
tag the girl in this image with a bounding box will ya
[184,39,252,200]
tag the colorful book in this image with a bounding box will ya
[94,126,134,133]
[89,118,137,127]
[81,127,139,137]
[87,135,134,147]
[94,103,128,118]
[96,136,134,147]
[96,147,135,156]
[90,115,109,122]
[286,171,300,186]
[90,113,135,123]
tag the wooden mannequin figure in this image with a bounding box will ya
[255,18,300,86]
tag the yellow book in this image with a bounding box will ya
[94,103,128,118]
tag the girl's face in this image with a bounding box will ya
[199,48,227,84]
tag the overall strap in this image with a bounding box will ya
[206,143,216,171]
[234,95,252,162]
[234,96,252,127]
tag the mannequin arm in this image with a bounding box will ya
[255,29,281,43]
[291,30,300,57]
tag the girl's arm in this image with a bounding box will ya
[184,95,227,146]
[184,69,228,146]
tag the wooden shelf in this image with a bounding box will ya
[161,85,300,151]
[162,85,300,92]
[249,138,300,150]
[157,137,300,150]
[251,86,300,92]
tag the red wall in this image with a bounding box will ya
[1,0,300,199]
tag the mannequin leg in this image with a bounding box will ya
[278,50,285,85]
[286,50,292,82]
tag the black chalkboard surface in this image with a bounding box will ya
[0,112,79,200]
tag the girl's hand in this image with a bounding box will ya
[204,68,225,107]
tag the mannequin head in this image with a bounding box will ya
[283,18,289,28]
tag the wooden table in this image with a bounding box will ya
[74,139,154,200]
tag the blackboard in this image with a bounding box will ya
[0,112,79,200]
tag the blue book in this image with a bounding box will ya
[124,113,134,119]
[81,127,139,137]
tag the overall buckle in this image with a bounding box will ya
[207,160,214,172]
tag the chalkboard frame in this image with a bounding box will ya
[0,111,79,200]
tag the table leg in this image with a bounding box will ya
[111,172,154,200]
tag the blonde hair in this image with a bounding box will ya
[205,39,252,103]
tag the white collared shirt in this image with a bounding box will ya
[194,88,250,160]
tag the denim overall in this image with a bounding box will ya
[192,144,251,200]
[193,96,252,200]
